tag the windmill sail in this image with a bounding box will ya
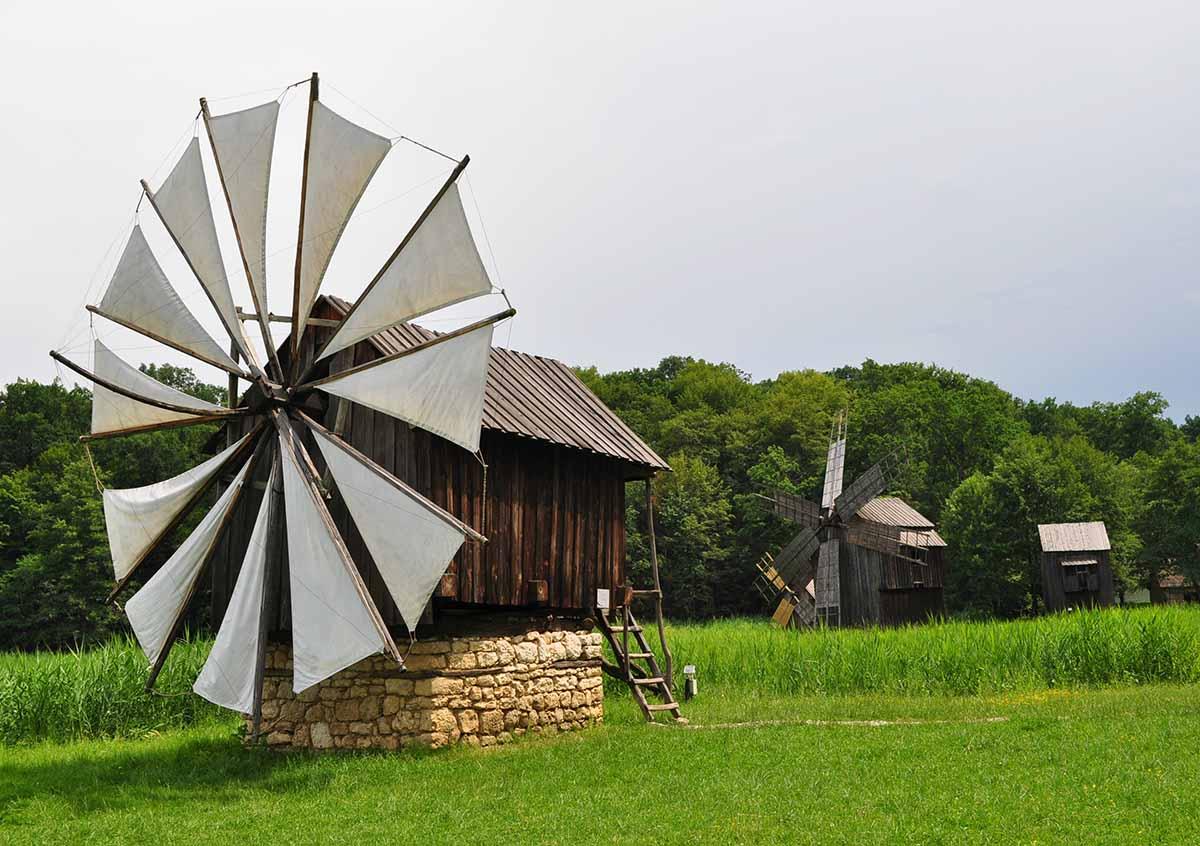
[102,431,252,580]
[318,323,493,453]
[294,102,391,336]
[97,226,240,371]
[147,138,244,349]
[193,462,275,713]
[280,431,387,692]
[813,537,840,624]
[311,426,466,631]
[319,181,491,360]
[206,100,280,317]
[821,434,846,510]
[125,457,253,667]
[90,339,226,435]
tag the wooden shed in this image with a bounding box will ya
[211,295,669,637]
[1150,567,1200,605]
[837,497,947,627]
[1038,521,1115,611]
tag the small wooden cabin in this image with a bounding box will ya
[212,295,669,636]
[1150,567,1200,605]
[837,497,947,627]
[1038,521,1115,611]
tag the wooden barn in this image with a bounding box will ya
[212,295,670,637]
[1038,521,1115,611]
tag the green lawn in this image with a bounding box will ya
[2,683,1198,845]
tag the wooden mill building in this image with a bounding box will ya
[212,295,670,636]
[1038,521,1115,611]
[1150,566,1200,605]
[837,497,947,627]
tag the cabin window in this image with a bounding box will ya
[1066,565,1091,593]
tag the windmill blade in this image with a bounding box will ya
[53,340,236,438]
[201,98,282,376]
[833,447,906,523]
[317,165,493,362]
[103,429,256,586]
[307,320,496,454]
[308,419,470,632]
[277,418,399,692]
[89,226,245,376]
[813,536,840,625]
[292,83,393,348]
[193,459,276,714]
[821,412,847,510]
[125,448,257,670]
[773,525,821,586]
[141,138,257,370]
[769,490,821,529]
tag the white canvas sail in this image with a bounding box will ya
[125,458,253,668]
[98,226,240,371]
[280,431,385,692]
[295,101,391,336]
[149,138,243,350]
[193,463,275,713]
[311,427,465,631]
[102,432,252,581]
[318,323,493,453]
[319,182,491,360]
[90,339,226,435]
[207,101,280,315]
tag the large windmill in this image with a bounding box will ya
[50,74,512,728]
[754,412,941,628]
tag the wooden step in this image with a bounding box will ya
[631,676,665,685]
[646,703,680,712]
[608,625,643,633]
[626,651,654,659]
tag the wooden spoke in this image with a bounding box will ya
[85,304,253,380]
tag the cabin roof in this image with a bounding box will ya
[1038,521,1111,553]
[323,296,669,473]
[854,497,946,548]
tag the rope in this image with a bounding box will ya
[83,443,105,493]
[474,449,488,538]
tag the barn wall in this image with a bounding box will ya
[1040,550,1115,612]
[838,542,945,628]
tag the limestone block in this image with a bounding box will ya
[310,722,334,749]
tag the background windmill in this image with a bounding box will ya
[754,411,947,628]
[50,73,516,733]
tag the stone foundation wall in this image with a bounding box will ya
[252,629,604,750]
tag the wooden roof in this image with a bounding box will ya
[323,297,669,474]
[1038,521,1111,553]
[854,496,946,548]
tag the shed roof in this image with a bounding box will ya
[854,497,946,548]
[1038,521,1111,553]
[323,297,669,473]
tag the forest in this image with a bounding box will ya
[0,357,1197,648]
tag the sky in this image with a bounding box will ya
[1,0,1195,419]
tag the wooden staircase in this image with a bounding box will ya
[597,586,683,722]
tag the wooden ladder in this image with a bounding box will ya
[597,588,682,722]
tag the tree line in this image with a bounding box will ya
[0,358,1197,648]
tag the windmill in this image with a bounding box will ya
[49,74,513,732]
[753,411,931,627]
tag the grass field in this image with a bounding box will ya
[1,609,1199,844]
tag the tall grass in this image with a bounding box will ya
[0,635,226,744]
[654,606,1200,697]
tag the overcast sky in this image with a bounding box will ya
[1,1,1195,419]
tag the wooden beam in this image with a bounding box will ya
[295,307,515,393]
[79,414,238,443]
[145,429,272,691]
[50,350,249,420]
[309,156,471,366]
[107,422,265,603]
[290,72,319,385]
[200,97,284,381]
[236,308,339,328]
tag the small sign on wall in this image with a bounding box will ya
[596,588,610,610]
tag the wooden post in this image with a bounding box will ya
[646,477,673,691]
[227,343,239,449]
[290,72,319,385]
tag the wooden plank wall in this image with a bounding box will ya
[1040,550,1115,611]
[838,542,945,627]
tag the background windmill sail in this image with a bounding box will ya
[92,226,242,374]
